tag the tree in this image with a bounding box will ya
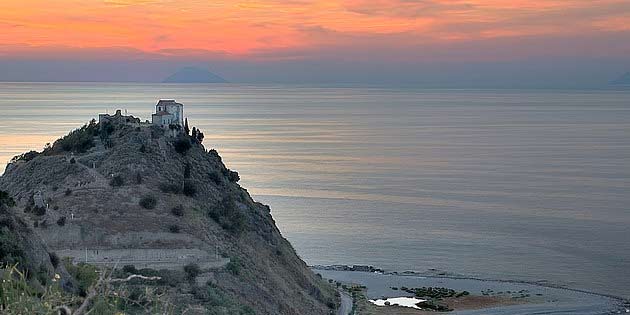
[197,131,204,144]
[191,127,197,139]
[184,118,190,135]
[174,137,192,154]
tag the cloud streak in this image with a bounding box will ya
[1,0,629,61]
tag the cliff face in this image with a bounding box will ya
[0,120,337,314]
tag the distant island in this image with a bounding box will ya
[610,72,630,85]
[163,67,227,83]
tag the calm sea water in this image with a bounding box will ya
[1,83,629,298]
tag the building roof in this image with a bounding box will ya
[157,99,183,107]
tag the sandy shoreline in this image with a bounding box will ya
[314,268,628,315]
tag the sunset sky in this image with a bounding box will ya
[2,0,630,85]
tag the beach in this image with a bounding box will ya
[316,269,628,315]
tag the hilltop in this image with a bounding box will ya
[0,115,337,314]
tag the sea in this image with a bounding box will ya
[1,83,628,298]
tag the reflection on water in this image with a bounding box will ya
[1,83,629,298]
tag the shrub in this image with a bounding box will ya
[226,257,242,276]
[168,225,180,233]
[69,157,76,164]
[183,180,196,197]
[139,196,157,209]
[0,225,26,267]
[184,263,201,280]
[135,172,143,184]
[208,172,222,185]
[171,205,184,217]
[56,216,66,226]
[65,261,99,297]
[122,265,138,274]
[192,284,227,306]
[109,175,124,187]
[9,150,40,163]
[49,252,60,268]
[208,196,246,233]
[64,188,72,196]
[174,137,192,154]
[0,191,15,208]
[139,144,147,153]
[227,170,240,182]
[34,206,46,216]
[53,120,99,153]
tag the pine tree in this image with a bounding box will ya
[184,118,190,135]
[192,127,197,139]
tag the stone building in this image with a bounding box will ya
[98,109,141,125]
[151,100,184,127]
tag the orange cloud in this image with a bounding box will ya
[1,0,629,60]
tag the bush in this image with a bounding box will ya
[208,172,222,185]
[174,137,192,154]
[64,188,72,196]
[9,150,40,163]
[139,196,157,209]
[183,180,197,197]
[49,252,60,268]
[208,196,246,233]
[227,170,240,182]
[171,205,184,217]
[135,172,143,184]
[109,175,124,187]
[184,263,201,280]
[226,257,242,276]
[56,216,66,226]
[139,144,147,153]
[168,225,180,233]
[69,157,76,164]
[65,261,99,296]
[53,120,99,153]
[0,191,15,208]
[122,265,138,274]
[192,284,227,306]
[34,206,46,216]
[0,226,26,267]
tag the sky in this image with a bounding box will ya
[2,0,630,86]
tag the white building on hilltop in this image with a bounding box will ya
[152,100,184,127]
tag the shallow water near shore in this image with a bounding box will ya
[317,270,626,315]
[1,83,629,298]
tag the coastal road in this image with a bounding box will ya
[338,290,353,315]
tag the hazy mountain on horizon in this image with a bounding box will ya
[611,72,630,85]
[163,66,227,83]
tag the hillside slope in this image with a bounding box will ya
[0,119,337,314]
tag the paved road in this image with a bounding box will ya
[338,290,353,315]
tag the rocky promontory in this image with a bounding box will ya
[0,116,337,314]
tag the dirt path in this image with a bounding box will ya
[338,290,353,315]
